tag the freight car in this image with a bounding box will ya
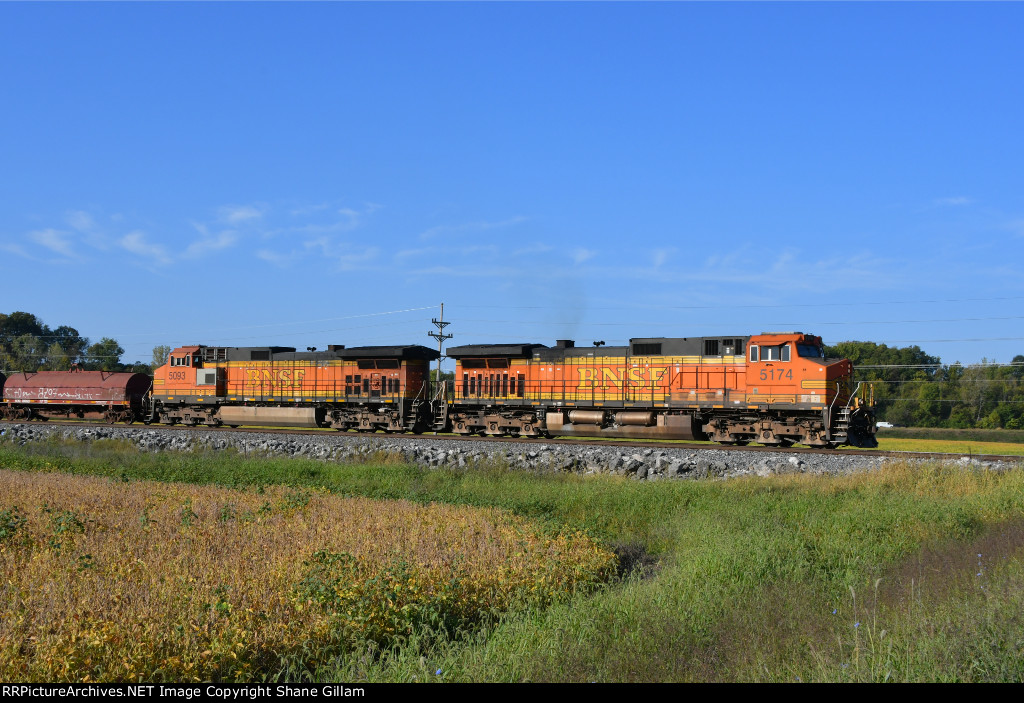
[0,330,877,448]
[0,368,151,423]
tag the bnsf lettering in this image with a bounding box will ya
[244,368,307,388]
[576,367,667,389]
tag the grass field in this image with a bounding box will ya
[878,427,1024,444]
[875,437,1024,457]
[2,436,1024,682]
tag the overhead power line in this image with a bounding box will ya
[0,305,439,340]
[455,295,1024,312]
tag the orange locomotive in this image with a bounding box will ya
[447,332,876,448]
[151,344,439,432]
[130,330,875,448]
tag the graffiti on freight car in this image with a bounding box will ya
[575,367,668,390]
[4,388,112,401]
[243,367,308,388]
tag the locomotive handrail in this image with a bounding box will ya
[845,381,864,411]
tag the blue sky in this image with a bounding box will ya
[2,2,1022,368]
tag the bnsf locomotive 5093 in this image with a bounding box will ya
[1,331,877,448]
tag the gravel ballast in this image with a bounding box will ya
[0,423,1017,481]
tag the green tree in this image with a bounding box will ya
[82,338,125,371]
[917,382,945,425]
[6,334,46,371]
[0,312,46,349]
[1012,355,1024,380]
[826,340,942,425]
[0,312,90,370]
[152,345,173,369]
[41,342,73,371]
[49,325,88,363]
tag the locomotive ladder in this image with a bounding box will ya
[831,407,852,444]
[430,380,449,432]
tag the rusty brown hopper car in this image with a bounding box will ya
[1,369,151,423]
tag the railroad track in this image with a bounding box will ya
[4,419,1022,465]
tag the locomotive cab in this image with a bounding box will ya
[746,332,876,447]
[746,332,841,406]
[153,346,213,400]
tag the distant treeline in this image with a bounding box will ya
[826,341,1024,430]
[3,311,1023,429]
[0,311,153,375]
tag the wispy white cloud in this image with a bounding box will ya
[178,220,242,259]
[337,246,380,271]
[120,231,171,265]
[571,248,596,265]
[512,243,553,257]
[257,234,381,272]
[288,202,332,217]
[263,202,381,238]
[0,241,34,259]
[218,204,266,224]
[652,248,674,268]
[395,246,437,261]
[183,230,239,259]
[66,210,96,232]
[680,248,891,292]
[256,248,300,267]
[932,196,975,207]
[419,216,528,240]
[303,236,380,270]
[29,229,79,259]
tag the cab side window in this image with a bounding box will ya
[749,346,759,362]
[760,344,791,362]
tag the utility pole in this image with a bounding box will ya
[428,303,452,389]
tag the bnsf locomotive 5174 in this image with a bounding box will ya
[1,331,877,448]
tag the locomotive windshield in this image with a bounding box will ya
[797,344,824,358]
